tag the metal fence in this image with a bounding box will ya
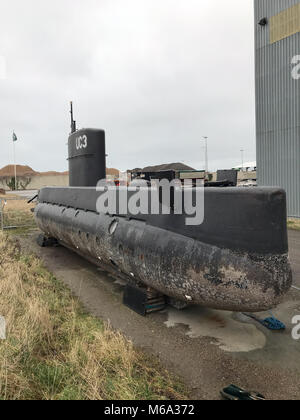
[0,197,36,231]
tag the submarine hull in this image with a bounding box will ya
[35,187,292,312]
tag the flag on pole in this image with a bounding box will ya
[13,132,17,142]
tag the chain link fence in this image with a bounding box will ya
[0,196,36,231]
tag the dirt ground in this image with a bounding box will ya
[18,231,300,401]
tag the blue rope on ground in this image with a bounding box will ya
[262,315,286,331]
[243,312,286,331]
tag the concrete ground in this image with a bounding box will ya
[19,230,300,400]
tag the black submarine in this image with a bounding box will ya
[34,105,292,313]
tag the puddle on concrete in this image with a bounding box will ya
[165,306,267,353]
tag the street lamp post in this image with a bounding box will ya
[203,136,208,177]
[240,149,244,172]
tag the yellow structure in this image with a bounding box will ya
[270,3,300,44]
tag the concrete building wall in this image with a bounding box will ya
[255,0,300,217]
[0,174,69,191]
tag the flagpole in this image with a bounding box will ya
[13,132,17,190]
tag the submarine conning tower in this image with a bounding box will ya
[68,128,106,187]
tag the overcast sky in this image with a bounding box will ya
[0,0,256,172]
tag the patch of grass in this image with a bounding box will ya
[0,196,36,234]
[0,233,187,400]
[288,218,300,231]
[0,199,35,228]
[4,227,39,236]
[0,198,36,235]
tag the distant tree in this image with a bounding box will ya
[6,177,20,191]
[20,178,31,190]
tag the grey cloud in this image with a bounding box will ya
[0,0,256,173]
